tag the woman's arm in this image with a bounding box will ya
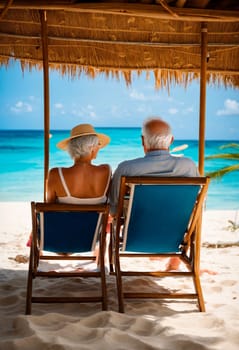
[46,168,57,203]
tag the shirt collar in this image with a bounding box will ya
[145,150,170,157]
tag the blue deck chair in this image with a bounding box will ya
[111,176,210,313]
[26,202,109,314]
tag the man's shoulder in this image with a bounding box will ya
[117,156,145,168]
[171,154,193,163]
[113,157,146,177]
[173,155,199,175]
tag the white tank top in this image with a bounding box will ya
[57,167,111,204]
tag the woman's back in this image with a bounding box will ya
[47,163,111,203]
[46,124,111,203]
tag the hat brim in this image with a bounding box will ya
[57,132,110,150]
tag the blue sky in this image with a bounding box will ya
[0,62,239,140]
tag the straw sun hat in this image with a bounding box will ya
[57,124,110,150]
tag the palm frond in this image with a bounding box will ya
[205,142,239,179]
[205,153,239,160]
[206,164,239,178]
[219,143,239,150]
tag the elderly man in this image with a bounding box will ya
[110,117,199,215]
[109,116,199,271]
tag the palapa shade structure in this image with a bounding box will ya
[0,0,239,199]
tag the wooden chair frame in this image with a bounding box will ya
[26,202,109,314]
[110,176,210,313]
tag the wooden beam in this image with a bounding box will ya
[1,32,239,48]
[0,2,238,22]
[2,17,239,37]
[40,10,50,202]
[0,0,13,20]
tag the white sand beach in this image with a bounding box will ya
[0,202,239,350]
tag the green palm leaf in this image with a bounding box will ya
[219,143,239,150]
[206,164,239,178]
[205,153,239,160]
[206,142,239,179]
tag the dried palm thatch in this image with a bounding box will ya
[0,0,239,89]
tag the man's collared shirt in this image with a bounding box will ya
[109,150,200,215]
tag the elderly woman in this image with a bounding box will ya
[47,123,111,203]
[26,124,111,253]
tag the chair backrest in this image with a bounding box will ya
[33,203,109,253]
[118,177,209,253]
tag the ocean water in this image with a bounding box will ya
[0,129,238,210]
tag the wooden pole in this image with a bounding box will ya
[40,10,50,201]
[198,23,208,275]
[198,22,208,175]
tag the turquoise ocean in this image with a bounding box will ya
[0,129,238,210]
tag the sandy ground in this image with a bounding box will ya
[0,202,239,350]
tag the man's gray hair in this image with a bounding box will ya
[142,117,173,149]
[67,135,99,158]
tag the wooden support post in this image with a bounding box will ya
[198,22,208,176]
[40,10,50,201]
[198,23,208,277]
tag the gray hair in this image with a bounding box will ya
[142,117,173,149]
[67,135,99,158]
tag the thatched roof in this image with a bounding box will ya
[0,0,239,89]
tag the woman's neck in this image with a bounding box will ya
[74,156,92,165]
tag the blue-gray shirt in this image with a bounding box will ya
[109,150,199,215]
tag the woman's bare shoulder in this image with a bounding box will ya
[48,167,59,175]
[97,164,111,173]
[48,167,62,181]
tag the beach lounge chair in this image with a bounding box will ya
[110,176,210,313]
[26,202,109,314]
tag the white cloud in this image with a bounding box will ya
[72,109,83,117]
[16,101,23,108]
[89,111,96,117]
[216,99,239,116]
[182,106,194,114]
[129,88,164,102]
[168,108,178,115]
[71,104,97,118]
[129,89,146,101]
[53,103,65,115]
[10,100,32,113]
[54,103,64,109]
